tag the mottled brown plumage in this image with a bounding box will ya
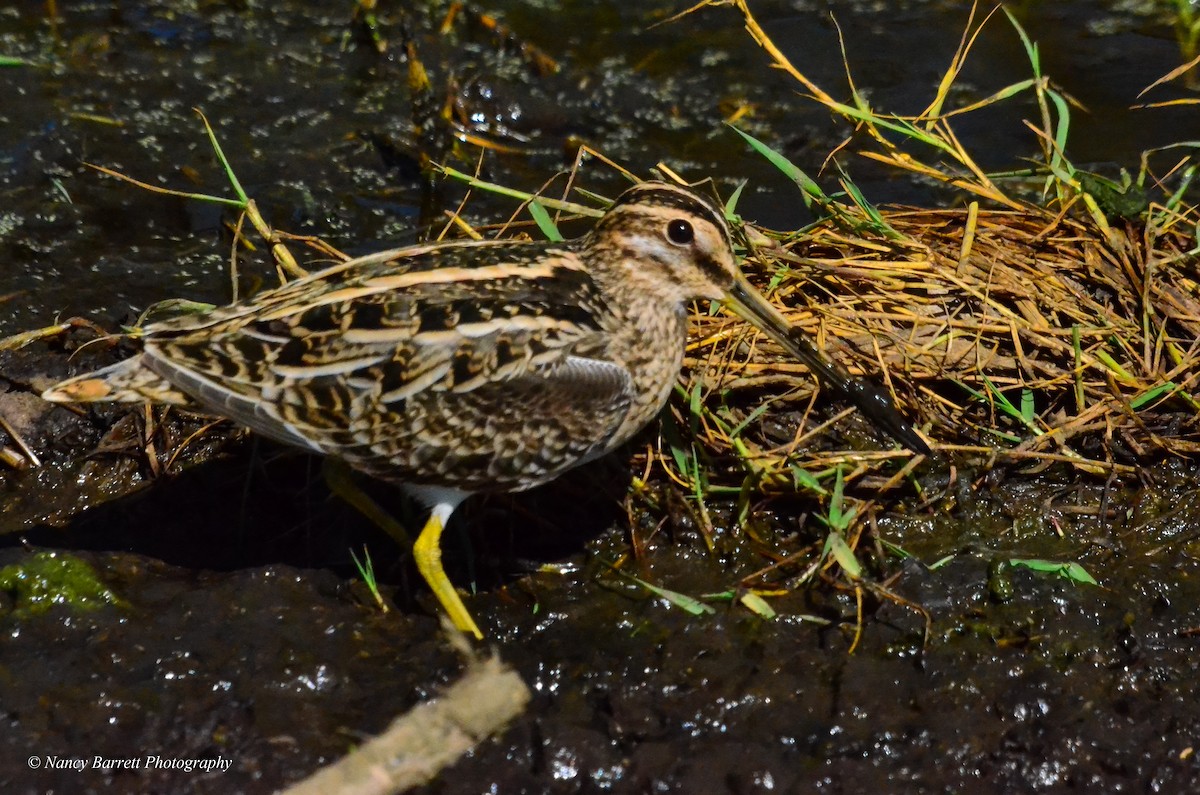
[44,181,926,638]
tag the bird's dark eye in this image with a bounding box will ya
[666,219,694,245]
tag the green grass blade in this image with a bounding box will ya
[725,179,748,216]
[828,466,846,529]
[1004,7,1042,78]
[825,532,863,579]
[527,199,564,242]
[435,164,602,216]
[1094,349,1135,382]
[1009,558,1098,585]
[739,592,777,619]
[728,124,828,208]
[727,402,771,439]
[1045,88,1074,176]
[627,576,716,616]
[194,109,249,206]
[1129,381,1178,410]
[790,463,828,496]
[838,168,902,239]
[980,375,1022,420]
[1020,388,1035,423]
[928,554,956,571]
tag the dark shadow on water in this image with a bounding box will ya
[13,439,633,605]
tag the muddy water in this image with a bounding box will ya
[2,1,1199,793]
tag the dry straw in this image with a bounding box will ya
[658,1,1200,498]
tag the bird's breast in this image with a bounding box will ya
[599,299,690,450]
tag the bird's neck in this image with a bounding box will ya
[601,292,690,449]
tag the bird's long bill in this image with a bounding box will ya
[723,273,931,455]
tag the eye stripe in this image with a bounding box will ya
[609,183,732,247]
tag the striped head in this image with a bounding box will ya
[583,181,738,304]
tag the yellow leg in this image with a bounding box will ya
[413,506,483,640]
[324,465,480,637]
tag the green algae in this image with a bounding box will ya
[0,551,126,615]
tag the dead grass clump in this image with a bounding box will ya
[653,0,1200,498]
[682,203,1199,486]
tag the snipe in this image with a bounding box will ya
[43,181,927,638]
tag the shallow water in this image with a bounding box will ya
[2,1,1199,792]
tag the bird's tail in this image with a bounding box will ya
[41,355,193,406]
